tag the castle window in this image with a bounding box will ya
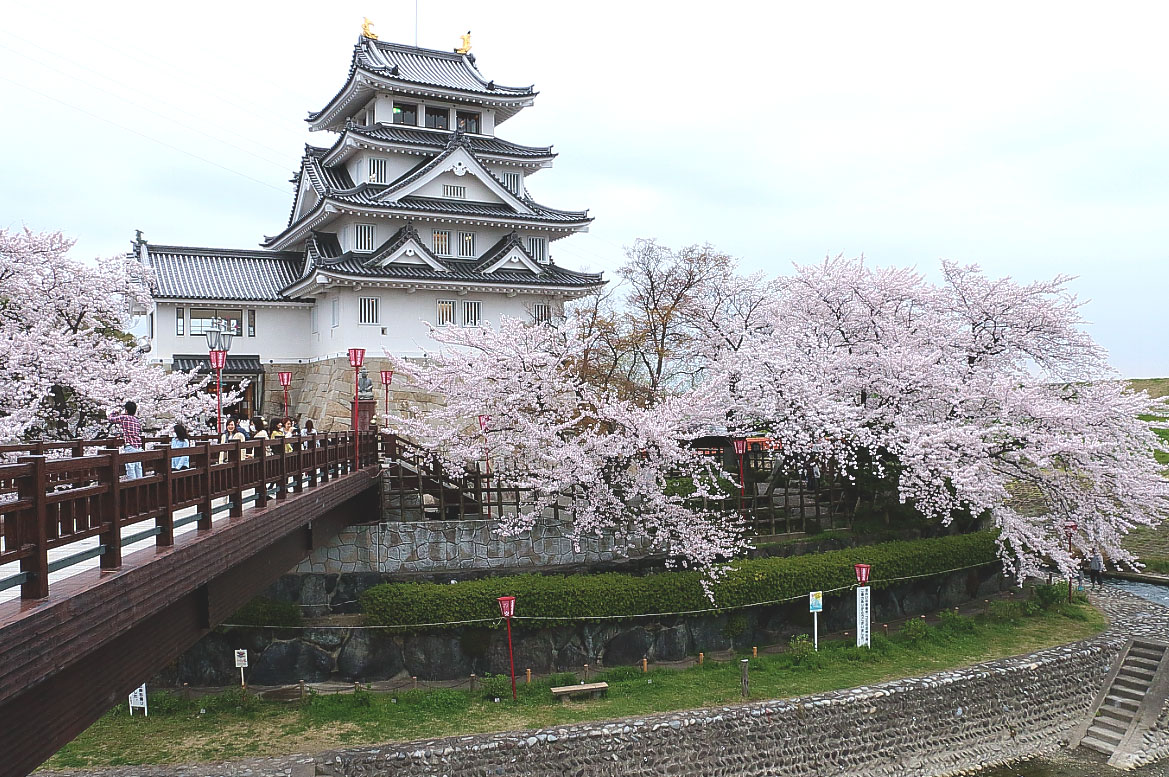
[432,230,452,256]
[527,236,547,264]
[176,307,185,336]
[359,296,380,325]
[456,111,480,133]
[367,157,388,184]
[425,106,449,130]
[331,297,340,328]
[459,231,475,257]
[504,172,522,195]
[310,304,318,334]
[190,308,242,336]
[462,300,482,327]
[247,309,256,337]
[437,299,456,326]
[393,102,417,125]
[443,184,467,199]
[355,223,375,252]
[532,303,552,324]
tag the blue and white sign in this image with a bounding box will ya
[809,591,823,612]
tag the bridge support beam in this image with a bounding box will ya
[0,470,376,777]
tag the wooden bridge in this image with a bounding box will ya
[0,431,380,777]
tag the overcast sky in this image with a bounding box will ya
[2,0,1166,376]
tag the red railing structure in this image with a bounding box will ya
[0,431,379,601]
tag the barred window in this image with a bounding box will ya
[359,296,380,325]
[532,303,552,324]
[527,236,547,263]
[176,307,185,336]
[247,309,256,337]
[504,172,521,195]
[355,223,375,252]
[462,300,482,327]
[190,308,242,336]
[367,157,388,184]
[459,231,475,257]
[437,299,456,326]
[331,297,340,328]
[433,230,452,256]
[442,184,466,199]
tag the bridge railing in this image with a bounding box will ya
[0,430,380,601]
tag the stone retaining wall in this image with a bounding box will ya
[159,566,1005,686]
[291,517,658,577]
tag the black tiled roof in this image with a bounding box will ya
[342,124,554,159]
[473,231,536,272]
[308,39,535,126]
[173,355,265,374]
[354,40,533,96]
[148,245,305,301]
[294,225,603,289]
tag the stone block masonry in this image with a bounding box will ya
[291,517,656,577]
[260,358,441,431]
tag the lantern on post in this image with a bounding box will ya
[348,348,365,467]
[205,325,234,435]
[1063,521,1078,602]
[478,414,492,521]
[732,439,748,517]
[497,595,517,700]
[380,370,394,422]
[278,371,292,421]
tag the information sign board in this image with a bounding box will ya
[809,591,823,612]
[234,649,248,668]
[128,684,148,716]
[856,586,871,648]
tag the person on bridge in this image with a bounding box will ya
[108,401,143,479]
[170,423,191,470]
[219,419,246,463]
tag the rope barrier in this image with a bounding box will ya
[219,560,1000,631]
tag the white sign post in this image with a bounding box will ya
[854,564,872,649]
[234,649,248,688]
[809,591,823,651]
[128,684,148,716]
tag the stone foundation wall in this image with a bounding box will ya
[259,358,442,431]
[291,518,658,577]
[158,567,1005,686]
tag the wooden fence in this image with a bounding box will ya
[0,431,378,601]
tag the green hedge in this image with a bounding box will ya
[360,532,998,631]
[227,597,303,627]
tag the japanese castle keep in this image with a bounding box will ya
[139,30,602,427]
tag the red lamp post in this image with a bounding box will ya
[478,414,492,521]
[381,370,394,422]
[497,595,517,700]
[1063,521,1078,602]
[205,326,233,435]
[278,371,292,420]
[732,439,747,517]
[854,563,871,585]
[348,348,365,467]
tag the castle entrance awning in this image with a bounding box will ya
[172,354,265,375]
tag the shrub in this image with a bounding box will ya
[937,609,976,634]
[788,633,814,665]
[988,600,1023,623]
[1031,583,1067,610]
[901,617,931,643]
[226,597,303,628]
[722,614,748,640]
[359,532,999,631]
[478,674,512,700]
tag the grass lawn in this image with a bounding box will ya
[45,592,1106,770]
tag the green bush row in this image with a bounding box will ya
[227,597,304,627]
[360,532,999,631]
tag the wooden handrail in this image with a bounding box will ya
[0,430,379,600]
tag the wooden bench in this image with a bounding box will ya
[550,681,609,702]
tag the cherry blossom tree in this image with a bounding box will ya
[0,228,232,442]
[383,317,744,571]
[709,255,1169,579]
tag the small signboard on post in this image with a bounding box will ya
[809,591,823,651]
[234,649,248,688]
[855,564,871,649]
[128,684,148,716]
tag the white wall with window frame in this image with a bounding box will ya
[432,229,452,256]
[436,298,456,326]
[367,156,388,184]
[527,236,548,264]
[459,231,475,257]
[354,223,376,252]
[462,300,482,327]
[358,296,381,325]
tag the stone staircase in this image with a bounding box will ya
[1071,638,1169,767]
